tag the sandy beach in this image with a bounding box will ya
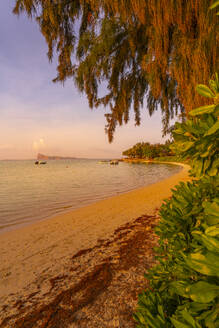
[0,163,190,327]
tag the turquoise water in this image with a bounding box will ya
[0,159,181,233]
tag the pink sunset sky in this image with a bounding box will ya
[0,1,169,160]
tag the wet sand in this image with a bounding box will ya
[0,163,190,327]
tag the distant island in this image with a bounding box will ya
[37,153,76,160]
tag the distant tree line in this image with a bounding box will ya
[122,141,173,159]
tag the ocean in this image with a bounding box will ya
[0,159,181,233]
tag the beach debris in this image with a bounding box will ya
[0,214,159,328]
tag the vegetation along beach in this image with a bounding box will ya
[0,0,218,327]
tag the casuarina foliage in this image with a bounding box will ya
[13,0,218,141]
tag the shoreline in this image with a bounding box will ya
[0,162,190,327]
[0,160,185,236]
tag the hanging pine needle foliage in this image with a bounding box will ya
[14,0,218,141]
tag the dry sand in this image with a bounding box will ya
[0,163,190,327]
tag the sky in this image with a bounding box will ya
[0,1,168,160]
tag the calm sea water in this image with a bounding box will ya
[0,159,181,233]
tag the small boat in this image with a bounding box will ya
[98,160,110,164]
[110,160,119,165]
[35,161,47,165]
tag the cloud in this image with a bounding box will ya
[32,138,46,151]
[39,138,45,146]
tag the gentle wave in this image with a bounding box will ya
[0,159,181,233]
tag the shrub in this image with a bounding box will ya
[152,156,185,163]
[123,141,173,159]
[134,74,219,328]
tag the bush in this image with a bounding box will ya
[152,156,185,163]
[134,74,219,328]
[123,141,173,159]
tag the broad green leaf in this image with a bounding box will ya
[206,115,215,127]
[203,202,219,225]
[213,197,219,205]
[189,105,215,116]
[208,166,218,178]
[174,126,186,134]
[157,305,165,319]
[196,85,215,98]
[205,309,219,328]
[210,0,219,10]
[177,141,194,151]
[189,302,211,312]
[133,312,146,325]
[203,201,219,216]
[205,225,219,237]
[209,80,217,92]
[205,215,219,226]
[193,230,219,252]
[199,234,219,253]
[181,310,197,327]
[189,281,219,303]
[204,121,219,136]
[170,281,190,298]
[203,158,211,172]
[143,311,163,328]
[171,318,190,328]
[201,150,210,158]
[186,251,219,276]
[199,121,211,132]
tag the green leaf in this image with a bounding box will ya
[200,150,210,158]
[157,305,165,319]
[174,126,186,134]
[193,230,219,252]
[203,158,211,172]
[204,121,219,136]
[209,80,217,92]
[185,251,219,276]
[171,318,190,328]
[203,202,219,225]
[189,105,215,116]
[189,302,211,312]
[178,141,195,151]
[208,166,218,178]
[205,225,219,237]
[181,309,197,327]
[210,0,219,10]
[170,281,190,298]
[202,235,219,253]
[133,312,146,325]
[205,308,219,327]
[205,215,219,226]
[203,200,219,215]
[189,281,219,303]
[196,85,215,98]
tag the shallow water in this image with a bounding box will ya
[0,159,181,232]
